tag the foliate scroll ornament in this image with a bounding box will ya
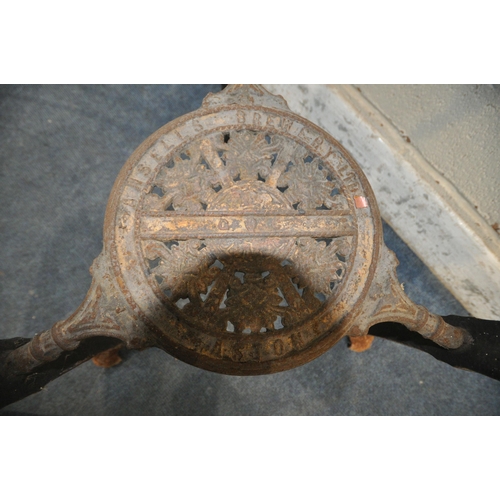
[142,235,353,336]
[144,147,213,212]
[202,84,290,109]
[138,121,359,342]
[0,253,140,378]
[142,239,213,298]
[50,253,139,348]
[349,246,466,349]
[143,130,350,214]
[287,237,353,296]
[275,142,348,212]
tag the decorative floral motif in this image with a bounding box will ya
[221,130,276,181]
[142,130,348,212]
[202,84,289,109]
[143,236,352,333]
[223,268,287,332]
[140,129,355,334]
[287,237,353,296]
[142,239,213,297]
[144,148,212,211]
[275,142,348,211]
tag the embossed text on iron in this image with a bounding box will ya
[140,213,355,239]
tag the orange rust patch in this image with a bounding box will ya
[348,334,375,352]
[93,345,123,368]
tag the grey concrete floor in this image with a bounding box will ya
[1,84,499,415]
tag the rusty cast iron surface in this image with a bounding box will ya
[0,85,471,404]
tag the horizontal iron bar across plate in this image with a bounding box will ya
[139,213,356,239]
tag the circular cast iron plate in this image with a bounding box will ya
[105,96,382,375]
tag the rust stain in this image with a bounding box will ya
[348,334,375,352]
[92,345,123,368]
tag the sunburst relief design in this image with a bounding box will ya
[140,128,355,335]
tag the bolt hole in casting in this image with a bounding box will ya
[1,84,500,411]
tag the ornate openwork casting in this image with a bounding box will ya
[2,85,499,407]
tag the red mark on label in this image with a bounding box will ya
[354,196,368,209]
